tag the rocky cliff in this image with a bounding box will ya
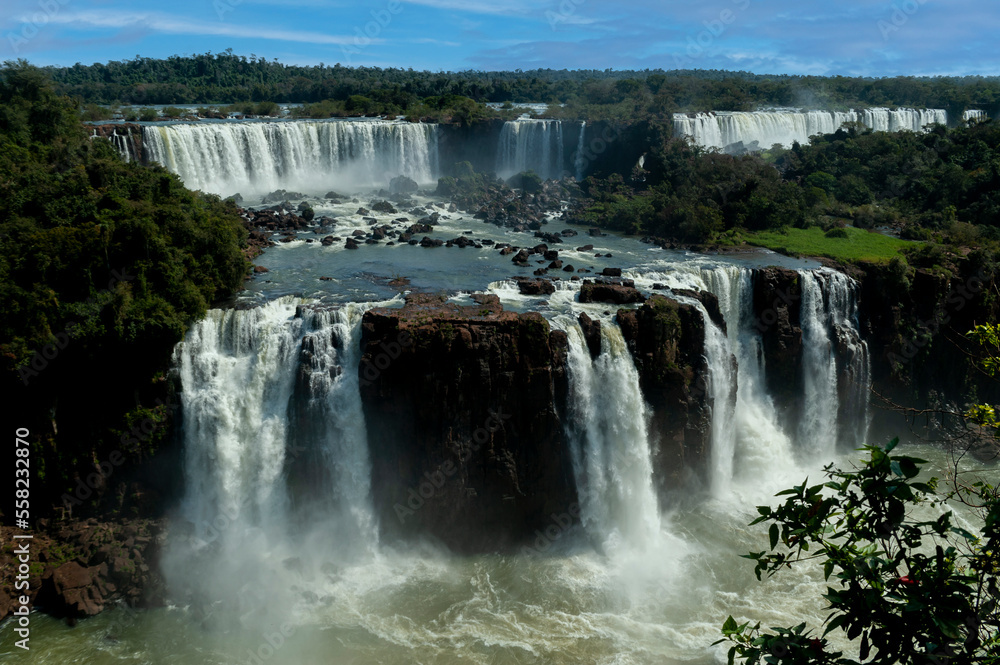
[358,290,721,552]
[617,294,717,493]
[358,293,576,553]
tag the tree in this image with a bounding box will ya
[717,438,1000,665]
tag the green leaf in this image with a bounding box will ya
[723,616,739,634]
[823,614,846,636]
[769,523,780,550]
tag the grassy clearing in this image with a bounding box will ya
[743,226,918,263]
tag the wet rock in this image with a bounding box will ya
[673,289,726,334]
[579,280,645,305]
[389,175,418,194]
[578,313,602,360]
[616,295,714,492]
[516,277,556,296]
[360,294,575,553]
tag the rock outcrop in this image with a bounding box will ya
[0,520,165,623]
[752,267,803,430]
[617,294,716,494]
[579,279,645,305]
[359,293,576,553]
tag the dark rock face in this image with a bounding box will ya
[0,520,165,623]
[579,280,646,305]
[617,295,715,494]
[578,313,602,359]
[752,267,803,429]
[672,289,726,335]
[856,260,1000,453]
[359,293,577,553]
[389,175,418,194]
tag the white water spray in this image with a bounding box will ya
[674,108,948,151]
[167,297,382,625]
[496,119,565,180]
[574,121,587,180]
[144,119,440,197]
[560,320,661,552]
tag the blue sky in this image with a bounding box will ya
[2,0,998,76]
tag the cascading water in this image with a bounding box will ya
[823,269,872,448]
[797,272,841,457]
[166,297,381,621]
[625,265,870,492]
[111,129,138,163]
[674,108,948,150]
[574,121,587,180]
[143,119,440,197]
[684,267,795,491]
[495,119,566,181]
[560,320,661,552]
[27,262,890,664]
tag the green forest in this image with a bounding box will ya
[575,117,1000,264]
[0,61,248,513]
[48,51,1000,122]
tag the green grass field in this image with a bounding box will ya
[744,226,917,263]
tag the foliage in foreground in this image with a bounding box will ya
[718,439,1000,665]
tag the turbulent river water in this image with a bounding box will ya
[3,120,988,664]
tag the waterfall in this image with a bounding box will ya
[674,108,948,150]
[964,109,988,122]
[797,269,871,455]
[824,270,872,448]
[561,320,661,551]
[173,297,378,554]
[627,265,871,488]
[692,268,795,489]
[574,121,587,180]
[797,272,841,457]
[496,119,566,181]
[111,129,137,163]
[143,119,440,197]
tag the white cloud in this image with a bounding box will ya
[402,0,539,16]
[44,10,370,45]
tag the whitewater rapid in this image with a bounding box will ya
[673,108,949,150]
